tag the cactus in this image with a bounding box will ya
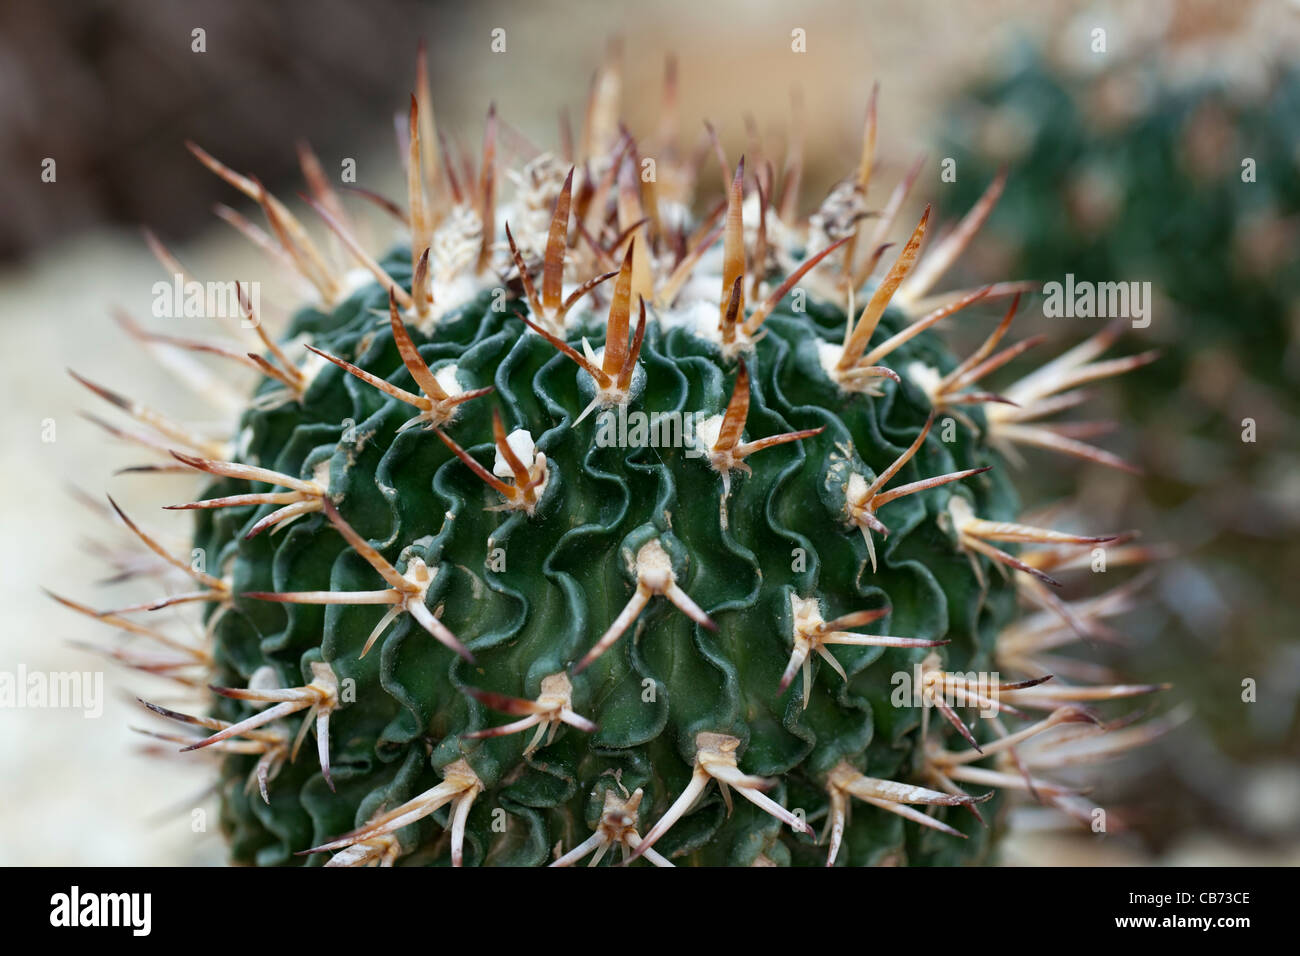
[58,48,1171,867]
[939,48,1300,452]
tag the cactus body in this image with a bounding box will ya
[202,254,1021,866]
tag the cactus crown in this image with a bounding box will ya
[62,46,1170,867]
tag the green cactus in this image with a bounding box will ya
[61,49,1168,867]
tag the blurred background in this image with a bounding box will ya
[2,0,1296,865]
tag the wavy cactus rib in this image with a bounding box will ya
[59,46,1173,867]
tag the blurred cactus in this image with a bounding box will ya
[940,50,1300,452]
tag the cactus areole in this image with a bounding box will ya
[64,47,1170,867]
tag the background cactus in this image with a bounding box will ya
[939,47,1300,431]
[59,47,1169,867]
[937,44,1300,794]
